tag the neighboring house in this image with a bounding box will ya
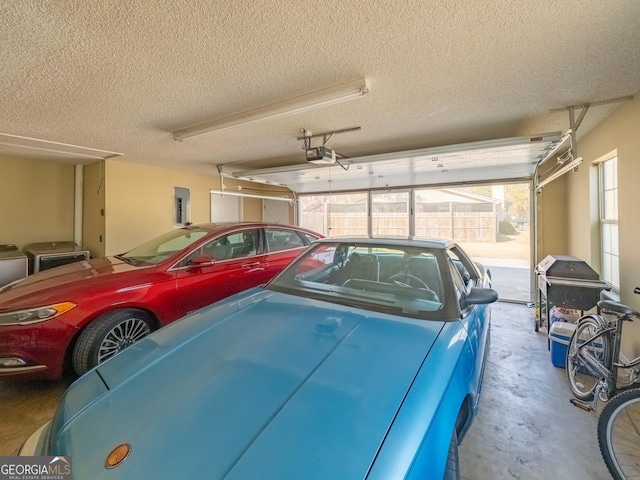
[415,189,504,242]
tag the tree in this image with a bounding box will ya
[505,184,529,219]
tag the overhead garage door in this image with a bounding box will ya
[230,133,569,303]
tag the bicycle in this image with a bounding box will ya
[566,287,640,480]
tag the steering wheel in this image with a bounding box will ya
[389,273,430,290]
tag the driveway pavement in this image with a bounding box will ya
[476,259,531,302]
[461,229,532,303]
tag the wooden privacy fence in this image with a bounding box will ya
[302,212,497,241]
[415,212,497,242]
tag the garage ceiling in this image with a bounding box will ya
[2,1,640,193]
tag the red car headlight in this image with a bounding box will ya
[0,302,77,326]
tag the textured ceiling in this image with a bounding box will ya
[1,1,639,192]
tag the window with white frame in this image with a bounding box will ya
[600,156,619,289]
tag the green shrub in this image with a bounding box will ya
[499,220,517,235]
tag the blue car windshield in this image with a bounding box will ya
[268,242,454,321]
[119,227,209,266]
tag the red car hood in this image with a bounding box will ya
[0,257,144,310]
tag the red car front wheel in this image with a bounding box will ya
[72,309,155,375]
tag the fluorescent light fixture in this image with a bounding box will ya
[174,78,369,140]
[210,190,295,203]
[0,133,122,160]
[536,157,583,189]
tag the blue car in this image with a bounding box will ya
[19,238,497,480]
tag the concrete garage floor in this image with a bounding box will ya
[1,302,612,479]
[459,302,611,479]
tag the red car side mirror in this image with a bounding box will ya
[189,254,215,268]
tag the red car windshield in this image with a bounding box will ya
[119,227,209,266]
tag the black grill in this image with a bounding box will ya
[535,255,610,331]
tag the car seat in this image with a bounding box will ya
[341,253,379,284]
[207,237,232,260]
[407,256,442,299]
[238,231,256,256]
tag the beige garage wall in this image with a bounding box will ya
[103,159,293,255]
[104,160,219,255]
[0,155,75,249]
[565,94,640,355]
[535,175,568,263]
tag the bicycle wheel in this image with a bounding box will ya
[566,315,610,401]
[598,388,640,480]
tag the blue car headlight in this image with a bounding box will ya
[0,302,76,325]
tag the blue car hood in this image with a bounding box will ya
[51,288,445,480]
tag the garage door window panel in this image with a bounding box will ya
[372,191,409,237]
[299,194,368,237]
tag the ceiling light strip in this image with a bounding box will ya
[174,79,369,141]
[0,133,122,160]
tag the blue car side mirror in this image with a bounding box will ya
[467,287,499,305]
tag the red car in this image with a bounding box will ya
[0,222,321,379]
